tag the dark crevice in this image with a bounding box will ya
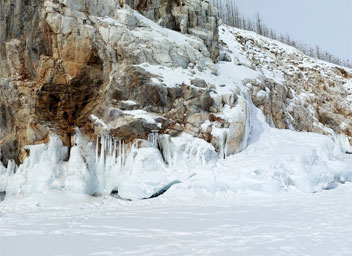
[63,112,69,120]
[0,192,6,202]
[48,94,60,114]
[109,180,181,201]
[110,190,132,201]
[146,180,181,199]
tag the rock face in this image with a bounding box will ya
[124,0,219,61]
[0,0,228,165]
[219,26,352,145]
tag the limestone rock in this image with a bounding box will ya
[123,0,219,61]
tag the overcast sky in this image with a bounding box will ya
[232,0,352,61]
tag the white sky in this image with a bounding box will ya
[230,0,352,61]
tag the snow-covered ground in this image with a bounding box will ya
[1,183,352,256]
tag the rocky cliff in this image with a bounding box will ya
[0,0,351,198]
[222,28,352,140]
[0,0,223,164]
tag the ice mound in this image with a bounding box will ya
[207,106,352,194]
[159,133,218,167]
[5,135,69,196]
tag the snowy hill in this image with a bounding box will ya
[0,0,351,200]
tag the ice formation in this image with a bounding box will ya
[336,133,352,154]
[1,101,351,200]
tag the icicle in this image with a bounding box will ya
[101,135,105,160]
[118,140,122,169]
[148,130,159,148]
[219,135,224,160]
[122,141,125,166]
[95,135,99,163]
[113,139,117,163]
[217,130,228,160]
[109,136,113,156]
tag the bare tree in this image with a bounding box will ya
[210,0,352,68]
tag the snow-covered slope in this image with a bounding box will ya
[220,26,352,142]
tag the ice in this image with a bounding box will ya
[211,127,228,159]
[159,133,218,167]
[0,159,15,192]
[2,184,352,256]
[336,133,352,153]
[65,131,95,194]
[5,135,68,197]
[147,130,159,148]
[215,105,352,193]
[1,101,352,200]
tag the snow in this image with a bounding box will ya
[131,8,202,47]
[139,59,259,96]
[90,114,108,129]
[346,80,352,104]
[1,184,352,256]
[122,109,162,126]
[120,100,137,105]
[216,105,352,194]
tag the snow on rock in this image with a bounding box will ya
[219,25,352,145]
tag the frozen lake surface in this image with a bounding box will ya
[1,183,352,256]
